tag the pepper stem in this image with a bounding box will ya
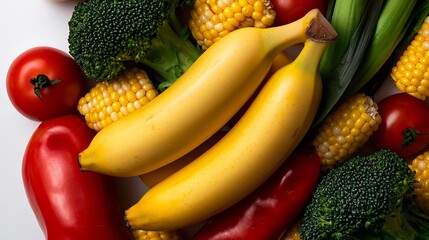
[30,74,62,99]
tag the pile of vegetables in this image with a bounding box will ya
[5,0,429,239]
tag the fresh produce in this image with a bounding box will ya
[370,93,429,158]
[299,149,424,240]
[312,93,381,171]
[391,16,429,100]
[124,17,337,231]
[286,205,429,240]
[270,0,328,26]
[188,0,276,50]
[6,46,87,121]
[22,115,133,240]
[282,219,302,240]
[226,50,294,127]
[192,145,321,240]
[409,151,429,214]
[140,55,292,187]
[314,0,383,126]
[77,9,327,177]
[132,229,183,240]
[77,67,158,131]
[68,0,202,90]
[319,0,367,79]
[11,0,429,238]
[350,203,429,240]
[343,0,418,98]
[315,0,418,126]
[140,131,227,188]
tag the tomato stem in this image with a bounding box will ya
[402,128,429,147]
[30,74,62,99]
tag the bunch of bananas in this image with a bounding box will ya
[78,9,337,231]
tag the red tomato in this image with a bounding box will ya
[370,93,429,158]
[6,46,88,121]
[271,0,328,26]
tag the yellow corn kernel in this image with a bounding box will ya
[231,2,242,13]
[242,5,254,17]
[409,151,429,214]
[222,21,235,31]
[234,12,246,22]
[391,16,429,100]
[312,93,382,172]
[132,229,183,240]
[188,0,276,50]
[223,7,234,18]
[77,68,158,132]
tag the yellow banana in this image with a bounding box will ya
[78,9,325,177]
[139,131,227,188]
[141,52,293,188]
[226,50,294,128]
[124,17,337,231]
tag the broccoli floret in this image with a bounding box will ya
[299,149,418,240]
[68,0,202,91]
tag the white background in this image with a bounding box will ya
[0,0,146,238]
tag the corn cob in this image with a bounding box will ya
[132,229,183,240]
[282,219,301,240]
[188,0,276,50]
[409,151,429,214]
[312,93,382,171]
[391,16,429,100]
[77,67,158,131]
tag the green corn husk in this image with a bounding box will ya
[343,0,418,99]
[313,0,384,127]
[360,0,429,97]
[319,0,368,80]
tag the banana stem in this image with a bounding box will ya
[263,9,337,55]
[305,12,337,43]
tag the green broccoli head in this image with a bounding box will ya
[68,0,201,90]
[299,149,415,240]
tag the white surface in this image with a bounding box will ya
[0,0,145,238]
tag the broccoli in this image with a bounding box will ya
[350,201,429,240]
[299,149,429,240]
[68,0,202,91]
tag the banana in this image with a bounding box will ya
[226,50,294,128]
[78,9,325,177]
[124,16,337,231]
[139,131,227,188]
[142,52,293,187]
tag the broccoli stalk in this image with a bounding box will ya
[299,149,429,240]
[142,20,201,91]
[350,201,429,240]
[380,204,418,239]
[68,0,202,91]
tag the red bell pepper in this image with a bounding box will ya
[192,145,320,240]
[22,115,133,240]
